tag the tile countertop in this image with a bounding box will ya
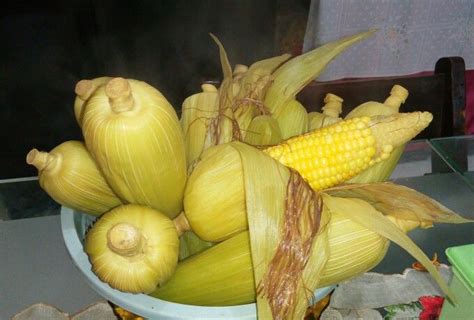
[1,138,473,318]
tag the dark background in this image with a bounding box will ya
[1,0,309,178]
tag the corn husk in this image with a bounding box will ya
[74,77,111,127]
[322,194,457,303]
[264,29,376,118]
[85,204,179,293]
[26,141,122,216]
[183,144,247,242]
[308,93,343,131]
[178,230,214,260]
[180,84,219,169]
[346,85,409,183]
[275,99,309,139]
[243,115,282,146]
[152,231,254,306]
[81,78,187,218]
[327,182,472,226]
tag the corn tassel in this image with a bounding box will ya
[81,77,187,218]
[26,141,122,216]
[264,112,432,190]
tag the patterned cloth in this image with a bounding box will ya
[303,0,474,133]
[303,0,474,81]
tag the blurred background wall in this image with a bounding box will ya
[1,0,309,178]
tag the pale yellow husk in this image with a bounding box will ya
[243,115,283,146]
[26,140,122,216]
[85,204,179,294]
[275,99,309,139]
[74,76,111,127]
[81,78,187,218]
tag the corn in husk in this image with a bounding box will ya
[175,142,467,319]
[308,93,343,131]
[81,77,187,218]
[243,115,282,146]
[264,112,432,190]
[26,140,122,216]
[74,77,111,127]
[275,99,309,139]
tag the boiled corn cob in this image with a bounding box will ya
[264,112,432,190]
[74,77,111,127]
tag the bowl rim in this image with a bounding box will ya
[60,206,335,319]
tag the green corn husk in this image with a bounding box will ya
[243,115,283,146]
[264,29,376,118]
[275,99,309,139]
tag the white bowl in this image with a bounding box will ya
[61,206,336,320]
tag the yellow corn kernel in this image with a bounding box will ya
[264,112,432,190]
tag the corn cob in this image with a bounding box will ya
[264,112,432,190]
[345,85,409,183]
[26,141,122,216]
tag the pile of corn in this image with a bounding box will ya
[27,30,471,320]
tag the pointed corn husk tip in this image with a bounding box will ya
[26,148,50,171]
[74,79,95,100]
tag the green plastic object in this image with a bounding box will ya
[439,244,474,320]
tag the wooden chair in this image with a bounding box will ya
[297,57,466,139]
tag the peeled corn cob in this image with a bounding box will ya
[264,112,432,190]
[26,141,122,216]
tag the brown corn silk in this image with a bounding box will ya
[230,142,329,320]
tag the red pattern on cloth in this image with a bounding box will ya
[418,296,445,320]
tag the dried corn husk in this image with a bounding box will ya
[26,141,121,216]
[275,99,309,139]
[243,115,282,146]
[81,77,187,218]
[264,29,376,118]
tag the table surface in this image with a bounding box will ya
[1,137,473,319]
